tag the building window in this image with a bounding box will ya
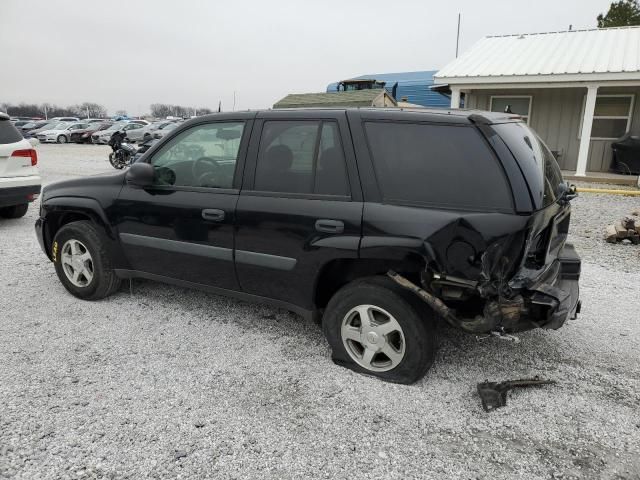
[580,94,634,140]
[490,96,532,123]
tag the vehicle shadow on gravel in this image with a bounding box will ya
[113,278,570,388]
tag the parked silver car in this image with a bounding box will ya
[91,122,144,144]
[153,121,183,139]
[125,121,174,142]
[36,122,90,144]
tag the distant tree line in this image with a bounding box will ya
[150,103,214,118]
[2,101,215,119]
[0,102,107,119]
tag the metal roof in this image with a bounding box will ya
[273,90,394,109]
[326,71,450,107]
[435,26,640,84]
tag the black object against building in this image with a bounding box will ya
[611,134,640,175]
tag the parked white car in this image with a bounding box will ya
[0,113,41,219]
[36,122,90,144]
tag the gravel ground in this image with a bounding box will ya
[1,144,639,479]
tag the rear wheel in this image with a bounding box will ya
[57,135,67,144]
[0,203,28,219]
[323,276,437,384]
[52,221,121,300]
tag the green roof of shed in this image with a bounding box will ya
[273,90,391,109]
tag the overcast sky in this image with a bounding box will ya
[1,0,612,116]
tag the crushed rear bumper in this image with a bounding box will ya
[529,243,581,329]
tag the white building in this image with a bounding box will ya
[435,26,640,177]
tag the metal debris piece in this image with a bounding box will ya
[475,330,520,343]
[477,376,556,412]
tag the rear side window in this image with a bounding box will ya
[364,122,512,211]
[493,122,564,208]
[254,120,350,196]
[0,119,23,144]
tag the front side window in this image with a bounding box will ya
[150,121,244,189]
[254,120,349,196]
[364,121,513,211]
[490,96,532,123]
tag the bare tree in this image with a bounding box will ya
[150,103,174,118]
[72,102,107,118]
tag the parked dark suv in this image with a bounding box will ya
[35,108,581,384]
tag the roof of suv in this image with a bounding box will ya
[188,108,522,126]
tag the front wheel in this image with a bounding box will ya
[57,135,67,144]
[323,276,437,384]
[52,221,121,300]
[109,152,125,169]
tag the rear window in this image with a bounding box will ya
[493,123,564,208]
[364,122,513,211]
[0,119,23,144]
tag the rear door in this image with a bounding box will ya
[234,110,362,310]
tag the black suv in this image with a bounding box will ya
[35,108,581,384]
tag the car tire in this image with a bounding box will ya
[52,221,121,300]
[57,135,67,144]
[322,276,437,384]
[0,203,28,219]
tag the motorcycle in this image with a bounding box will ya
[108,132,157,169]
[108,131,134,169]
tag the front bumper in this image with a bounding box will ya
[35,216,49,259]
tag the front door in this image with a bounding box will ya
[235,112,362,310]
[115,119,251,290]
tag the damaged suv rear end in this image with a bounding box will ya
[349,109,580,345]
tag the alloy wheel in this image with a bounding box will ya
[60,239,94,287]
[341,304,406,372]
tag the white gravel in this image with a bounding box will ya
[1,144,639,479]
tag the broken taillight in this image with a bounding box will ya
[11,148,38,166]
[525,226,551,269]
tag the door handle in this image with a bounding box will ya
[315,219,344,234]
[202,208,225,221]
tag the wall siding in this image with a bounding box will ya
[466,87,640,172]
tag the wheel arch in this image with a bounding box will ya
[41,197,118,259]
[313,253,427,311]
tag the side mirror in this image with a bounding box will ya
[125,162,154,188]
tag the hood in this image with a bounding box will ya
[41,171,125,202]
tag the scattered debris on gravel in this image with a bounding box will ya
[605,212,640,244]
[1,145,639,479]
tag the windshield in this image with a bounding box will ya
[493,122,564,209]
